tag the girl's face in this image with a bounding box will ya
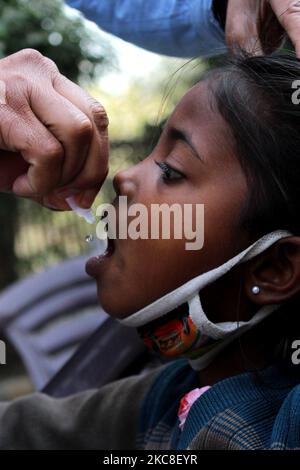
[86,81,252,318]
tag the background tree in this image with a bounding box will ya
[0,0,114,81]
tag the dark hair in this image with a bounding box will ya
[207,53,300,238]
[206,53,300,367]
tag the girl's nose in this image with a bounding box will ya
[113,166,138,200]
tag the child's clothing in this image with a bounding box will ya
[178,386,211,430]
[0,359,299,449]
[137,360,300,449]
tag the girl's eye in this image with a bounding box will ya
[155,161,185,182]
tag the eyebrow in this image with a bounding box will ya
[167,126,204,162]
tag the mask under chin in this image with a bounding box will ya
[123,230,292,369]
[137,301,221,360]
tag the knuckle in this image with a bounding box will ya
[75,117,93,139]
[89,100,109,129]
[39,139,63,163]
[41,56,59,73]
[19,49,59,75]
[19,48,43,63]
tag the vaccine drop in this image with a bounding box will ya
[85,234,94,243]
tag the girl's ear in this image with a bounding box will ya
[243,237,300,305]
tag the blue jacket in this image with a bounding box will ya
[66,0,227,57]
[0,357,299,448]
[137,359,300,449]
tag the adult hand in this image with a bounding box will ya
[269,0,300,56]
[0,49,109,210]
[225,0,300,57]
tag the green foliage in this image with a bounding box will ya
[0,0,114,82]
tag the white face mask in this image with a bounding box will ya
[118,230,292,370]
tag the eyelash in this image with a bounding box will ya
[155,161,185,182]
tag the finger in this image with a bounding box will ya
[53,75,109,205]
[0,105,64,196]
[255,1,284,54]
[225,0,262,55]
[269,0,300,57]
[41,194,74,211]
[74,186,102,209]
[42,186,101,211]
[53,74,109,134]
[58,123,109,207]
[29,85,94,185]
[14,193,70,212]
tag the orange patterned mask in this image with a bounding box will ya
[137,306,220,360]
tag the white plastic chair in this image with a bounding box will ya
[0,252,108,390]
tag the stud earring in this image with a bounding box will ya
[252,286,260,295]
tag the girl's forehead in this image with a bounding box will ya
[171,81,215,123]
[168,81,220,130]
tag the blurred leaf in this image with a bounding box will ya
[0,0,116,82]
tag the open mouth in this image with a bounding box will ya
[103,231,115,258]
[98,211,117,259]
[85,217,118,278]
[85,232,116,278]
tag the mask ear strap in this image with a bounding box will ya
[188,303,282,371]
[189,293,248,339]
[188,294,221,337]
[189,289,282,335]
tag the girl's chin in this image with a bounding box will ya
[98,295,137,320]
[97,282,150,320]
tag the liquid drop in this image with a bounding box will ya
[85,234,94,243]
